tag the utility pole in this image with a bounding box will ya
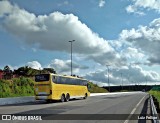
[145,76,148,91]
[68,40,75,76]
[106,65,110,92]
[121,73,123,90]
[127,74,130,91]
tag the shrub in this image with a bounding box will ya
[88,82,108,93]
[0,77,34,98]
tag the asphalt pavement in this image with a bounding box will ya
[0,92,151,123]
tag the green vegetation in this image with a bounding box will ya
[0,77,34,98]
[0,65,56,98]
[14,66,56,77]
[88,82,108,93]
[149,85,160,103]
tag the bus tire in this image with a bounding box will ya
[83,93,88,99]
[65,93,70,102]
[61,94,65,102]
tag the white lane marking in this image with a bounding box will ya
[124,94,146,123]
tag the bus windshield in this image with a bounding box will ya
[35,74,50,82]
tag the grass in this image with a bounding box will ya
[0,77,34,98]
[149,90,160,103]
[88,82,108,93]
[149,85,160,103]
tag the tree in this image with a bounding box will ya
[43,68,56,74]
[4,65,10,72]
[14,66,57,77]
[3,65,13,79]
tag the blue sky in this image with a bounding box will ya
[0,0,160,86]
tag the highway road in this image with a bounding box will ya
[0,92,151,123]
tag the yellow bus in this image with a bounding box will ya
[34,73,90,102]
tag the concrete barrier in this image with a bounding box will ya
[0,96,35,106]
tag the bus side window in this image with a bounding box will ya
[83,80,86,86]
[81,80,85,86]
[84,81,88,86]
[68,78,73,85]
[78,80,82,85]
[75,79,78,85]
[52,76,56,83]
[56,76,61,84]
[62,77,66,84]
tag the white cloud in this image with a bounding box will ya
[126,5,136,13]
[64,1,69,5]
[0,1,14,17]
[126,0,160,15]
[48,59,89,75]
[120,18,160,65]
[27,61,42,70]
[0,1,126,66]
[126,5,145,16]
[85,65,160,86]
[32,48,37,52]
[57,1,70,7]
[121,47,145,60]
[99,0,105,8]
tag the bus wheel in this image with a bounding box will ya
[65,93,70,102]
[83,93,88,99]
[61,94,65,102]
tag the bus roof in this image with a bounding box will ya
[50,73,87,80]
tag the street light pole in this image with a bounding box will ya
[145,76,148,91]
[121,73,123,90]
[68,40,75,76]
[106,65,110,92]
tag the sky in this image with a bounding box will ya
[0,0,160,86]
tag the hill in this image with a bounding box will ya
[88,82,108,93]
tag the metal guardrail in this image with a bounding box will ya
[150,95,160,123]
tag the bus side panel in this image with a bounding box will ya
[51,84,89,100]
[52,84,68,100]
[51,83,60,100]
[52,84,75,100]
